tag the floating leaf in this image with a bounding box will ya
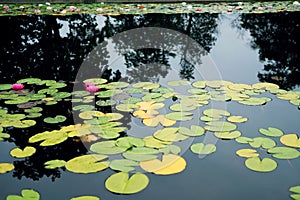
[120,97,141,104]
[168,80,190,86]
[84,78,107,85]
[267,147,300,159]
[143,136,170,149]
[18,78,42,84]
[203,108,230,118]
[66,154,109,174]
[0,84,12,90]
[5,96,30,105]
[190,143,216,155]
[153,128,188,142]
[96,100,116,106]
[116,136,144,149]
[235,136,253,144]
[236,149,259,158]
[159,145,181,155]
[116,104,139,112]
[277,93,299,100]
[143,115,176,127]
[105,172,149,194]
[122,152,158,162]
[70,196,100,200]
[192,80,206,89]
[109,159,139,172]
[178,125,205,137]
[6,189,40,200]
[165,112,193,121]
[90,141,127,155]
[10,146,36,158]
[290,186,300,200]
[205,121,237,132]
[29,130,68,146]
[73,105,95,112]
[259,127,283,137]
[228,83,252,91]
[214,131,241,139]
[244,157,277,172]
[0,163,14,174]
[0,132,10,141]
[78,111,103,119]
[238,97,270,106]
[52,92,71,99]
[140,154,186,175]
[44,115,66,124]
[280,134,300,148]
[44,160,66,169]
[227,116,248,123]
[105,81,129,89]
[169,103,197,112]
[249,137,276,149]
[252,82,279,91]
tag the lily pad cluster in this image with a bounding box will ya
[1,78,300,198]
[1,1,300,16]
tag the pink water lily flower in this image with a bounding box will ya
[3,5,9,10]
[84,82,95,88]
[12,83,24,91]
[86,85,99,93]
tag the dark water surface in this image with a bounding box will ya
[0,12,300,200]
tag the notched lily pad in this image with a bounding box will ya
[280,134,300,148]
[267,147,300,159]
[190,143,216,155]
[44,160,66,169]
[244,157,277,172]
[259,127,284,137]
[236,149,259,158]
[0,163,14,174]
[6,189,40,200]
[10,146,36,158]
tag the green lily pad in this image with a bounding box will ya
[44,115,66,124]
[66,154,109,174]
[5,96,31,105]
[238,97,271,106]
[72,90,91,97]
[227,116,248,123]
[24,107,43,113]
[205,121,237,132]
[116,104,139,112]
[124,87,144,94]
[178,125,205,137]
[236,149,259,158]
[235,136,253,144]
[165,112,193,121]
[120,97,142,104]
[168,80,191,86]
[0,132,10,141]
[200,115,219,122]
[249,137,276,149]
[169,104,197,112]
[0,84,12,91]
[244,157,277,172]
[96,100,116,106]
[0,163,14,174]
[38,88,58,95]
[29,130,68,146]
[6,189,40,200]
[13,120,36,128]
[159,145,181,155]
[48,82,67,89]
[116,136,145,149]
[203,108,230,118]
[143,136,170,149]
[90,141,127,155]
[122,152,158,162]
[96,89,122,98]
[17,78,42,84]
[44,160,66,169]
[192,80,206,89]
[267,147,300,159]
[105,172,149,194]
[70,196,100,200]
[252,82,279,91]
[290,186,300,200]
[280,134,300,148]
[109,159,139,172]
[52,92,71,99]
[84,78,107,85]
[73,105,95,112]
[78,111,103,119]
[214,131,241,139]
[153,128,189,142]
[190,143,216,155]
[277,93,299,100]
[259,127,284,137]
[10,146,36,158]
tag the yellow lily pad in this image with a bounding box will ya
[140,154,186,175]
[280,134,300,148]
[10,146,36,158]
[236,149,259,158]
[0,163,14,174]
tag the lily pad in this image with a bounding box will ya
[190,143,216,155]
[0,163,14,174]
[280,134,300,148]
[244,157,277,172]
[238,97,270,106]
[0,84,12,90]
[90,141,127,155]
[105,172,149,194]
[116,104,139,112]
[227,116,248,123]
[290,186,300,200]
[153,128,189,142]
[109,159,139,172]
[159,145,181,155]
[44,115,66,124]
[143,115,176,127]
[169,103,197,112]
[178,125,205,137]
[259,127,284,137]
[192,80,206,89]
[205,121,237,132]
[140,154,186,175]
[267,147,300,159]
[168,80,191,86]
[116,136,145,149]
[44,160,66,169]
[10,146,36,158]
[96,100,116,106]
[143,136,170,149]
[6,189,40,200]
[235,136,253,144]
[84,78,107,85]
[214,131,241,139]
[165,112,193,121]
[73,105,95,112]
[203,108,230,118]
[65,154,109,174]
[249,137,276,149]
[236,149,259,158]
[29,130,68,146]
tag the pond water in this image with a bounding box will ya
[0,11,300,200]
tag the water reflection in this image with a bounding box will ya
[236,12,300,90]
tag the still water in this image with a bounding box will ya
[0,12,300,200]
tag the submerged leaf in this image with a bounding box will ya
[105,172,149,194]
